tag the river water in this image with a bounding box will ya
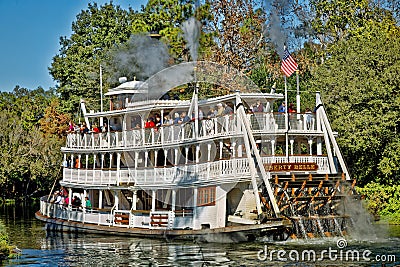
[1,203,399,266]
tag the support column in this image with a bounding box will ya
[185,147,189,164]
[132,190,137,210]
[67,188,72,210]
[219,141,223,159]
[308,138,313,155]
[116,152,121,185]
[151,190,156,212]
[193,188,197,229]
[93,154,96,182]
[171,189,176,212]
[174,148,179,165]
[98,190,103,209]
[114,190,119,210]
[85,154,89,182]
[196,145,200,163]
[290,138,295,156]
[109,153,113,183]
[271,139,276,156]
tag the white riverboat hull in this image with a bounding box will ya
[35,211,292,243]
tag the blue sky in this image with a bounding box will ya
[0,0,148,92]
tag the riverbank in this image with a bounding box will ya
[357,183,400,225]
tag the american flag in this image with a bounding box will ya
[281,48,298,77]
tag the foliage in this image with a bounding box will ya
[0,88,64,200]
[309,21,400,185]
[0,220,11,260]
[49,2,134,113]
[204,0,266,73]
[357,183,400,224]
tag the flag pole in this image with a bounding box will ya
[284,75,289,160]
[296,70,300,113]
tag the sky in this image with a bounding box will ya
[0,0,148,92]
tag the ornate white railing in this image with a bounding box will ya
[65,113,317,150]
[62,155,329,186]
[39,196,193,230]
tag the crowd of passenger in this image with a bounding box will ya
[66,101,315,135]
[50,186,92,210]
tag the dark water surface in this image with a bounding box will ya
[1,204,399,266]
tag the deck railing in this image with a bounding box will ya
[39,196,193,230]
[65,113,317,149]
[62,155,329,186]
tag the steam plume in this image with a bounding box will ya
[181,17,202,62]
[107,34,170,82]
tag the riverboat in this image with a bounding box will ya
[36,61,359,242]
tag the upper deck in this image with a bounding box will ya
[64,111,318,152]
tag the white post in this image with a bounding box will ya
[99,190,103,209]
[172,189,176,212]
[132,190,137,210]
[151,190,156,212]
[193,188,198,229]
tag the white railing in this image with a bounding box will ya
[39,196,193,230]
[62,156,329,186]
[65,113,317,149]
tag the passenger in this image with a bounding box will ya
[253,100,264,113]
[305,107,312,130]
[163,115,173,126]
[80,122,89,135]
[92,124,100,133]
[67,121,75,133]
[72,196,82,208]
[85,197,92,209]
[278,102,286,113]
[198,108,204,120]
[178,112,190,124]
[154,114,162,127]
[145,117,155,128]
[173,113,181,124]
[102,122,109,133]
[216,103,224,117]
[75,158,82,168]
[288,103,296,113]
[64,195,70,207]
[191,108,204,121]
[223,103,233,115]
[207,107,217,118]
[54,191,63,205]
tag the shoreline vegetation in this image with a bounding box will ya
[357,183,400,225]
[0,220,12,261]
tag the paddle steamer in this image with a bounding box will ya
[36,61,357,242]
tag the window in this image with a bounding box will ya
[197,186,216,206]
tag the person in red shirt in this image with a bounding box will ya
[145,117,155,128]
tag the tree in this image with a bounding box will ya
[0,88,64,200]
[204,0,266,73]
[309,20,400,185]
[49,2,134,112]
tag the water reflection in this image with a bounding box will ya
[1,204,400,266]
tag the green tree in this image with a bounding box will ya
[49,2,134,112]
[0,88,64,200]
[309,20,400,185]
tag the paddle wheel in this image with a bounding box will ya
[260,173,359,239]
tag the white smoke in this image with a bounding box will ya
[107,34,170,83]
[181,17,202,62]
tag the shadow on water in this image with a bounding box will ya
[0,203,399,266]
